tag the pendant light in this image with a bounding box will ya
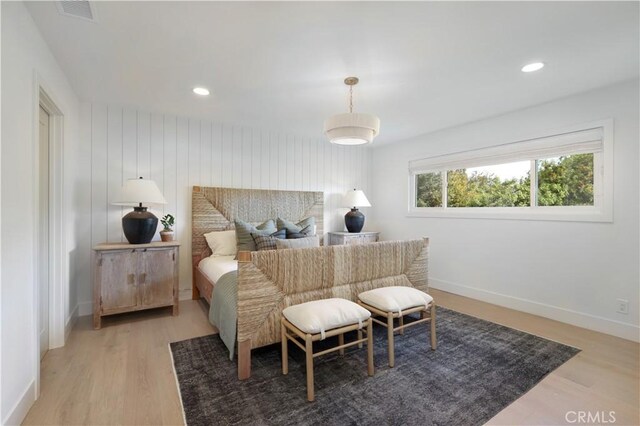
[324,77,380,145]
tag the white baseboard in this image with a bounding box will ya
[2,380,35,426]
[65,304,79,340]
[78,300,92,317]
[179,288,192,301]
[430,278,640,342]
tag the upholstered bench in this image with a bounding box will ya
[281,298,374,401]
[358,286,436,367]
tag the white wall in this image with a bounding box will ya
[370,79,640,341]
[0,2,3,421]
[78,103,373,314]
[1,2,85,424]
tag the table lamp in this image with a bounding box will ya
[113,177,167,244]
[343,189,371,233]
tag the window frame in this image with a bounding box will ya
[407,120,613,222]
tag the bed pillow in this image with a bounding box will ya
[275,235,320,250]
[277,217,315,237]
[204,230,237,257]
[235,219,277,252]
[251,229,286,251]
[285,225,312,239]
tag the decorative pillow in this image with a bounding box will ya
[277,217,315,237]
[251,229,286,251]
[204,230,237,257]
[235,219,277,252]
[285,225,312,239]
[275,235,320,250]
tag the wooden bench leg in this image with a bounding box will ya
[367,318,374,376]
[430,304,437,350]
[399,315,404,335]
[305,334,315,402]
[387,312,395,368]
[338,333,345,355]
[281,321,289,375]
[357,329,363,349]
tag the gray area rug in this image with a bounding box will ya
[170,308,579,426]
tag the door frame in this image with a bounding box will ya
[32,73,66,397]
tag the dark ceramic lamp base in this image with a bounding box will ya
[345,208,365,233]
[122,206,158,244]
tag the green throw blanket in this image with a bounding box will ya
[208,270,238,360]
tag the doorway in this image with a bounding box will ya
[38,105,50,360]
[35,82,65,397]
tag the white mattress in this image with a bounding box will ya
[198,255,237,283]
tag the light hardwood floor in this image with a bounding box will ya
[23,290,639,425]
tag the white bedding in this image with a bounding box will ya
[198,255,237,283]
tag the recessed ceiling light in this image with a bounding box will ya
[521,62,545,73]
[193,87,210,96]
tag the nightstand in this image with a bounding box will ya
[328,231,380,246]
[92,241,180,329]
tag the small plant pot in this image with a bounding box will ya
[160,230,174,242]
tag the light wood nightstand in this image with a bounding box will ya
[92,241,180,329]
[328,231,379,246]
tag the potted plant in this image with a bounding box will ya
[160,214,175,242]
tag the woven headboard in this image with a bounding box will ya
[192,186,324,259]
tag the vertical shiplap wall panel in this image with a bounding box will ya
[324,142,334,229]
[251,129,262,189]
[149,113,165,235]
[188,119,200,190]
[315,140,323,192]
[137,112,151,180]
[269,132,279,190]
[221,125,233,187]
[211,122,223,187]
[176,117,189,298]
[200,121,212,188]
[185,119,200,281]
[149,114,164,190]
[291,136,299,190]
[232,126,242,188]
[107,107,123,242]
[91,105,108,249]
[122,108,137,180]
[302,138,310,191]
[278,134,287,189]
[163,116,178,239]
[176,118,189,242]
[241,128,252,189]
[85,103,371,301]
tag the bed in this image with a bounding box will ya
[191,186,324,304]
[191,186,429,380]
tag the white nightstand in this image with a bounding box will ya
[328,231,380,246]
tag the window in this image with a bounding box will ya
[408,122,612,222]
[536,154,594,206]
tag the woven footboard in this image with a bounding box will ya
[236,238,429,379]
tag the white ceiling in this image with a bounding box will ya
[25,1,639,144]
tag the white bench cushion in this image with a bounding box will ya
[283,298,371,338]
[358,286,433,314]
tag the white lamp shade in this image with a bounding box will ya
[324,113,380,145]
[112,178,167,206]
[343,189,371,208]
